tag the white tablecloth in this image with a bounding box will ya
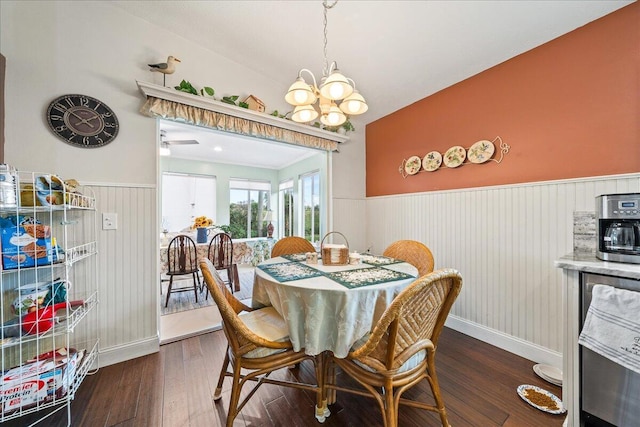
[253,256,418,358]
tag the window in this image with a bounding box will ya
[161,172,216,232]
[229,179,270,239]
[301,171,320,244]
[279,180,294,238]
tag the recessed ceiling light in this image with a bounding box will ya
[214,146,222,152]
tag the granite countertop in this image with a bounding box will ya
[555,252,640,279]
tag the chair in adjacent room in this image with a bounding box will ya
[164,234,201,308]
[383,239,435,276]
[198,258,326,427]
[207,232,239,295]
[270,236,315,258]
[324,268,463,427]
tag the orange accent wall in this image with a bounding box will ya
[366,2,639,197]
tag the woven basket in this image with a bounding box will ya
[320,231,349,266]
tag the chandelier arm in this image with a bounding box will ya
[327,61,338,76]
[298,68,319,91]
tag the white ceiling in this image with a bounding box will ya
[160,120,318,169]
[113,0,633,167]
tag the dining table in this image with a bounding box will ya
[252,253,419,358]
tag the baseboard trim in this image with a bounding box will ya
[98,336,160,368]
[445,315,562,368]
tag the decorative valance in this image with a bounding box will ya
[137,81,348,152]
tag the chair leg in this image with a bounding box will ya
[383,383,396,427]
[214,349,230,401]
[192,272,199,303]
[226,361,244,427]
[165,276,174,307]
[427,352,450,427]
[232,264,241,292]
[315,353,330,423]
[227,267,235,294]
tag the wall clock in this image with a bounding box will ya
[46,94,119,148]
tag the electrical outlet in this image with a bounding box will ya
[102,213,117,230]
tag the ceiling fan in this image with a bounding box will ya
[160,130,199,145]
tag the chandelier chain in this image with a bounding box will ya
[322,0,338,77]
[285,0,366,125]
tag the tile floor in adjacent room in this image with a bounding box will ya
[159,264,255,344]
[159,305,222,345]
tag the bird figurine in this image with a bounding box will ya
[148,55,181,86]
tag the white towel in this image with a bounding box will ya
[578,284,640,375]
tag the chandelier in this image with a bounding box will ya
[284,0,368,127]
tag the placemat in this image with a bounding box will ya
[280,253,310,262]
[326,266,415,289]
[359,254,404,266]
[258,261,323,282]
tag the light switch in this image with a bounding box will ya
[102,213,117,230]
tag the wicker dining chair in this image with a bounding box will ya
[324,268,463,427]
[198,258,325,427]
[270,236,315,258]
[164,235,201,307]
[383,239,435,276]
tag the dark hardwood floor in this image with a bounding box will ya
[5,328,566,427]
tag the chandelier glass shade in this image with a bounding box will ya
[284,0,367,127]
[291,104,319,123]
[285,75,318,106]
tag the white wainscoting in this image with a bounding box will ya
[366,174,640,365]
[332,198,367,253]
[88,183,159,367]
[85,174,640,368]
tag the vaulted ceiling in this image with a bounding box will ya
[113,0,633,166]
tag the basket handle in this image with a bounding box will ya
[320,231,349,250]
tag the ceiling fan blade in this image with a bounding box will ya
[165,139,200,145]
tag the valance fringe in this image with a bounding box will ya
[140,96,338,151]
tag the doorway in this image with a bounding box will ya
[156,118,331,342]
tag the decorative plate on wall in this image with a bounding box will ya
[422,151,442,172]
[467,140,495,164]
[404,156,422,175]
[443,146,466,168]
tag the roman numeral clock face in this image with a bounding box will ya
[46,94,119,148]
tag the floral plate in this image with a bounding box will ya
[467,140,495,164]
[422,151,442,172]
[404,156,422,175]
[443,146,466,168]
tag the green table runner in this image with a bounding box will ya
[258,261,323,282]
[326,267,415,289]
[359,254,404,266]
[280,253,309,262]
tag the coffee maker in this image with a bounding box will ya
[596,193,640,264]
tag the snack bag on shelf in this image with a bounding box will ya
[0,218,53,270]
[0,348,79,415]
